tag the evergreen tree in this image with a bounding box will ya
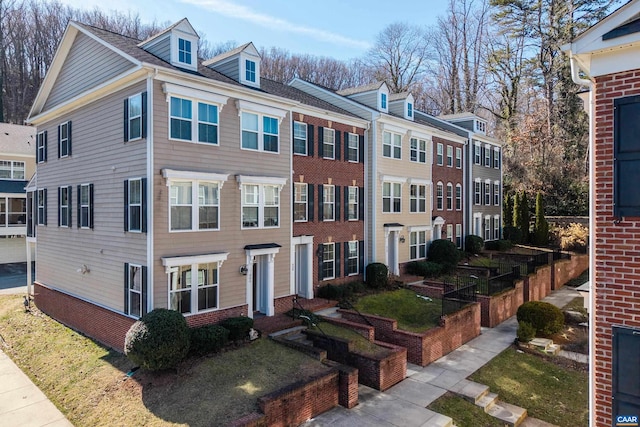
[533,192,549,246]
[520,191,530,243]
[503,193,514,227]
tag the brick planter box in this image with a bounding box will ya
[476,281,524,327]
[552,253,588,290]
[337,302,481,366]
[305,320,406,391]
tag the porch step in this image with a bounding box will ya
[450,379,490,404]
[476,392,499,412]
[268,325,306,339]
[486,401,527,426]
[529,338,553,352]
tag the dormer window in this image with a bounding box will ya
[246,60,256,83]
[178,38,192,65]
[475,120,486,133]
[381,93,387,110]
[407,103,413,118]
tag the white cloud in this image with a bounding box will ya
[180,0,371,50]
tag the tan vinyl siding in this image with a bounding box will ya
[0,153,35,180]
[151,80,291,311]
[35,82,148,311]
[145,36,171,62]
[44,33,136,111]
[210,58,240,81]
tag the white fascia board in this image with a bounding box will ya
[472,133,503,147]
[162,252,229,269]
[236,99,287,120]
[162,169,229,185]
[162,82,229,107]
[27,67,147,125]
[380,122,409,135]
[379,174,407,184]
[409,178,431,186]
[291,106,368,129]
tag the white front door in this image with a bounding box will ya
[295,244,310,298]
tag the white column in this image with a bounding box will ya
[245,254,254,318]
[266,253,275,316]
[306,243,313,298]
[392,232,400,275]
[26,241,32,297]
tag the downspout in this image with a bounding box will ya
[568,52,595,427]
[146,70,156,312]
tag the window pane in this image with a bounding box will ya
[242,112,258,130]
[243,207,258,227]
[263,135,278,152]
[242,131,258,149]
[294,122,307,155]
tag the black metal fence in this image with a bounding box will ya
[442,282,477,317]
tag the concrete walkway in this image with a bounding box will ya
[303,286,582,427]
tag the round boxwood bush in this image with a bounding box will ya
[366,262,389,289]
[485,239,514,251]
[427,239,461,272]
[516,301,564,336]
[406,261,442,278]
[220,316,254,341]
[503,226,523,244]
[190,325,229,356]
[317,283,344,300]
[465,235,484,254]
[517,321,536,342]
[124,308,191,371]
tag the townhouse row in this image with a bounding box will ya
[25,18,502,350]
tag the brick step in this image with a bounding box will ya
[486,401,527,427]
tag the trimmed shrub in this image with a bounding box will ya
[220,316,254,341]
[124,308,190,371]
[406,261,442,278]
[503,226,523,243]
[556,223,588,253]
[516,301,564,336]
[317,284,343,300]
[484,239,513,251]
[366,263,389,289]
[465,235,484,254]
[427,239,461,273]
[346,281,366,294]
[190,325,229,355]
[517,321,536,342]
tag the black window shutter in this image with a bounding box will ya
[335,244,341,278]
[89,184,95,229]
[359,240,365,275]
[57,124,61,159]
[57,187,61,226]
[43,188,47,225]
[359,134,365,163]
[335,130,341,160]
[481,146,485,165]
[141,92,147,139]
[344,132,349,160]
[141,266,148,316]
[124,263,130,315]
[614,95,640,217]
[358,187,365,221]
[76,185,80,229]
[308,184,314,222]
[335,186,341,221]
[317,244,324,281]
[124,180,129,232]
[344,186,349,220]
[344,242,349,276]
[141,178,147,232]
[43,131,48,162]
[307,124,314,157]
[67,186,72,227]
[124,98,129,142]
[318,184,324,221]
[68,121,72,156]
[318,127,324,158]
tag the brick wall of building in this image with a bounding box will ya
[592,71,640,426]
[432,135,465,243]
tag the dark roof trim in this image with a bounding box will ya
[0,180,28,194]
[383,223,404,228]
[602,17,640,40]
[244,243,282,250]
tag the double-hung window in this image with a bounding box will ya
[125,263,146,317]
[494,216,500,240]
[474,181,481,205]
[293,122,307,155]
[178,38,192,64]
[245,60,256,83]
[447,146,453,167]
[410,138,426,163]
[241,112,279,152]
[456,184,462,210]
[494,183,500,206]
[456,224,462,248]
[456,147,462,168]
[294,183,308,222]
[166,83,226,144]
[323,128,335,159]
[323,184,335,221]
[447,183,453,210]
[198,103,218,144]
[383,132,401,159]
[170,97,193,141]
[380,93,387,109]
[346,241,358,275]
[125,178,146,232]
[436,182,443,210]
[37,189,46,225]
[485,145,491,167]
[382,182,401,213]
[0,161,25,179]
[126,93,144,141]
[322,243,335,280]
[78,184,93,229]
[474,143,481,164]
[407,102,413,118]
[494,148,500,168]
[485,216,491,240]
[436,143,443,165]
[447,224,454,242]
[239,179,284,229]
[410,184,426,213]
[36,131,47,163]
[410,231,426,260]
[484,182,491,205]
[58,121,71,158]
[348,186,359,220]
[348,133,359,162]
[169,180,220,231]
[58,186,71,227]
[165,255,227,315]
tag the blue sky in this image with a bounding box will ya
[59,0,451,60]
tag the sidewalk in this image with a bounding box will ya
[303,286,581,427]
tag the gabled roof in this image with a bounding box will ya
[203,42,257,66]
[336,81,387,96]
[0,123,36,155]
[413,111,469,137]
[439,112,482,121]
[138,18,198,47]
[389,92,410,101]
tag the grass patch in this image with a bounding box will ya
[469,347,588,426]
[0,295,330,426]
[467,257,499,268]
[563,296,587,315]
[310,322,391,358]
[427,393,505,427]
[564,269,589,287]
[353,288,441,333]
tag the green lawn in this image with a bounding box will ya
[428,393,505,427]
[564,268,589,287]
[469,347,588,426]
[353,288,441,333]
[310,322,391,357]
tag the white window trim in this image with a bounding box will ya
[128,93,143,142]
[240,111,280,153]
[239,182,283,230]
[347,241,359,276]
[410,184,427,213]
[436,143,444,166]
[456,184,462,211]
[323,128,336,160]
[162,252,229,269]
[408,225,431,233]
[59,186,70,228]
[240,52,261,87]
[436,181,444,211]
[382,181,402,213]
[446,183,454,211]
[236,99,287,121]
[294,182,308,222]
[79,183,92,229]
[170,32,198,71]
[236,175,287,189]
[484,144,492,167]
[410,138,427,163]
[348,186,359,221]
[474,179,481,205]
[322,242,336,281]
[455,147,462,169]
[59,121,70,158]
[383,131,402,160]
[127,178,143,233]
[494,147,500,169]
[446,145,453,167]
[474,143,481,164]
[36,131,46,164]
[0,160,26,180]
[347,133,359,163]
[323,184,335,221]
[409,230,427,261]
[164,259,225,315]
[126,263,143,317]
